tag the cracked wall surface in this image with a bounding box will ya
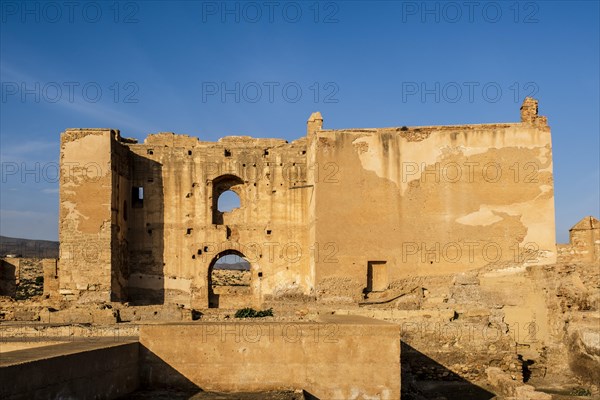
[312,99,555,303]
[57,98,556,308]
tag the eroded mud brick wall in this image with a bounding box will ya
[311,98,556,302]
[59,128,313,306]
[58,98,556,306]
[0,258,58,299]
[59,129,117,302]
[125,133,311,308]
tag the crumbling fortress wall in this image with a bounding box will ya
[5,98,600,396]
[0,258,57,300]
[57,98,556,309]
[59,129,311,309]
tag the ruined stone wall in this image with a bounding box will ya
[0,258,17,297]
[58,129,115,302]
[557,216,600,264]
[311,100,555,302]
[42,258,59,297]
[58,98,557,309]
[125,146,163,304]
[0,258,57,299]
[124,133,311,308]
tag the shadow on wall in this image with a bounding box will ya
[401,341,495,400]
[139,341,494,400]
[139,344,318,399]
[139,345,200,392]
[127,153,165,305]
[302,390,320,399]
[0,259,17,297]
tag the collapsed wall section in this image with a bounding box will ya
[125,133,312,308]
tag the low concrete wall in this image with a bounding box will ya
[0,339,139,400]
[139,315,400,399]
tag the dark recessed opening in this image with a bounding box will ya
[224,149,231,157]
[131,186,144,208]
[266,230,272,235]
[264,149,269,156]
[186,228,193,235]
[147,149,154,155]
[188,150,192,155]
[258,272,263,277]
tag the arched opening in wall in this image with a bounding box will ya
[212,175,244,225]
[208,250,252,308]
[217,190,240,212]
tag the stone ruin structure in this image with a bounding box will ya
[0,258,57,301]
[2,98,599,399]
[57,97,556,308]
[557,216,600,264]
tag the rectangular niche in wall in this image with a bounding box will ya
[366,261,388,293]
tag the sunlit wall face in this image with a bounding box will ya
[1,1,598,243]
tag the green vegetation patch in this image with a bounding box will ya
[234,307,274,318]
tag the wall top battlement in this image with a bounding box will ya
[62,98,548,147]
[138,132,299,149]
[61,128,121,144]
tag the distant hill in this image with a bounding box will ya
[0,235,59,259]
[213,261,251,271]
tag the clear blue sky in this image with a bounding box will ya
[1,1,598,243]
